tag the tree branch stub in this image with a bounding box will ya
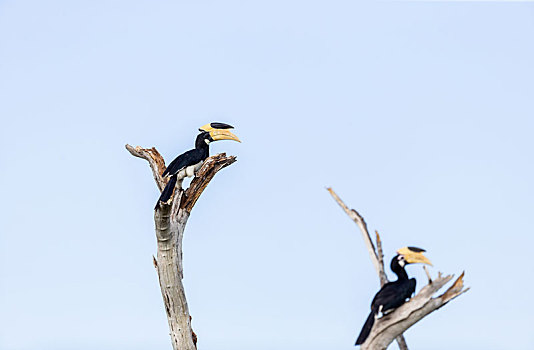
[125,144,167,191]
[374,231,388,287]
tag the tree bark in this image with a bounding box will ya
[127,144,236,350]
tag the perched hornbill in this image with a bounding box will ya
[156,122,240,207]
[355,247,432,346]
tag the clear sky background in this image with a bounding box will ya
[1,1,533,349]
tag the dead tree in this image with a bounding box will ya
[126,144,237,350]
[327,188,468,350]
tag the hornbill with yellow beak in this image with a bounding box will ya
[355,247,432,346]
[156,122,240,208]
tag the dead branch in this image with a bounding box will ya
[126,144,167,191]
[181,153,237,212]
[374,231,388,287]
[327,188,468,350]
[326,188,380,275]
[327,188,409,349]
[127,144,237,350]
[362,273,469,350]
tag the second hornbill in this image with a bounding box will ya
[156,122,240,207]
[355,246,432,346]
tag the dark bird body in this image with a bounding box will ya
[162,133,211,178]
[355,247,431,346]
[157,132,211,205]
[156,123,240,207]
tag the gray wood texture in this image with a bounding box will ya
[127,144,236,350]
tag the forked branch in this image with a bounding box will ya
[127,144,236,350]
[327,188,468,350]
[363,273,469,350]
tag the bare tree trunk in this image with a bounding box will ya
[127,145,236,350]
[327,188,468,350]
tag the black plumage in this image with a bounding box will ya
[355,255,416,345]
[156,132,211,206]
[157,175,178,206]
[162,132,211,178]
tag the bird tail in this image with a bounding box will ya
[355,309,377,346]
[155,175,177,209]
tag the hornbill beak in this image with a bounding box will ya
[199,122,241,142]
[210,129,241,142]
[397,246,433,266]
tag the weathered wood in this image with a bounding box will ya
[126,144,167,191]
[326,188,380,275]
[327,188,467,350]
[374,231,388,288]
[127,144,237,350]
[362,273,469,350]
[181,153,237,212]
[155,208,194,350]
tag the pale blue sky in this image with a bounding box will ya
[1,1,533,349]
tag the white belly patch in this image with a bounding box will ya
[176,161,204,180]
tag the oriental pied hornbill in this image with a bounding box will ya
[355,247,432,346]
[156,122,240,207]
